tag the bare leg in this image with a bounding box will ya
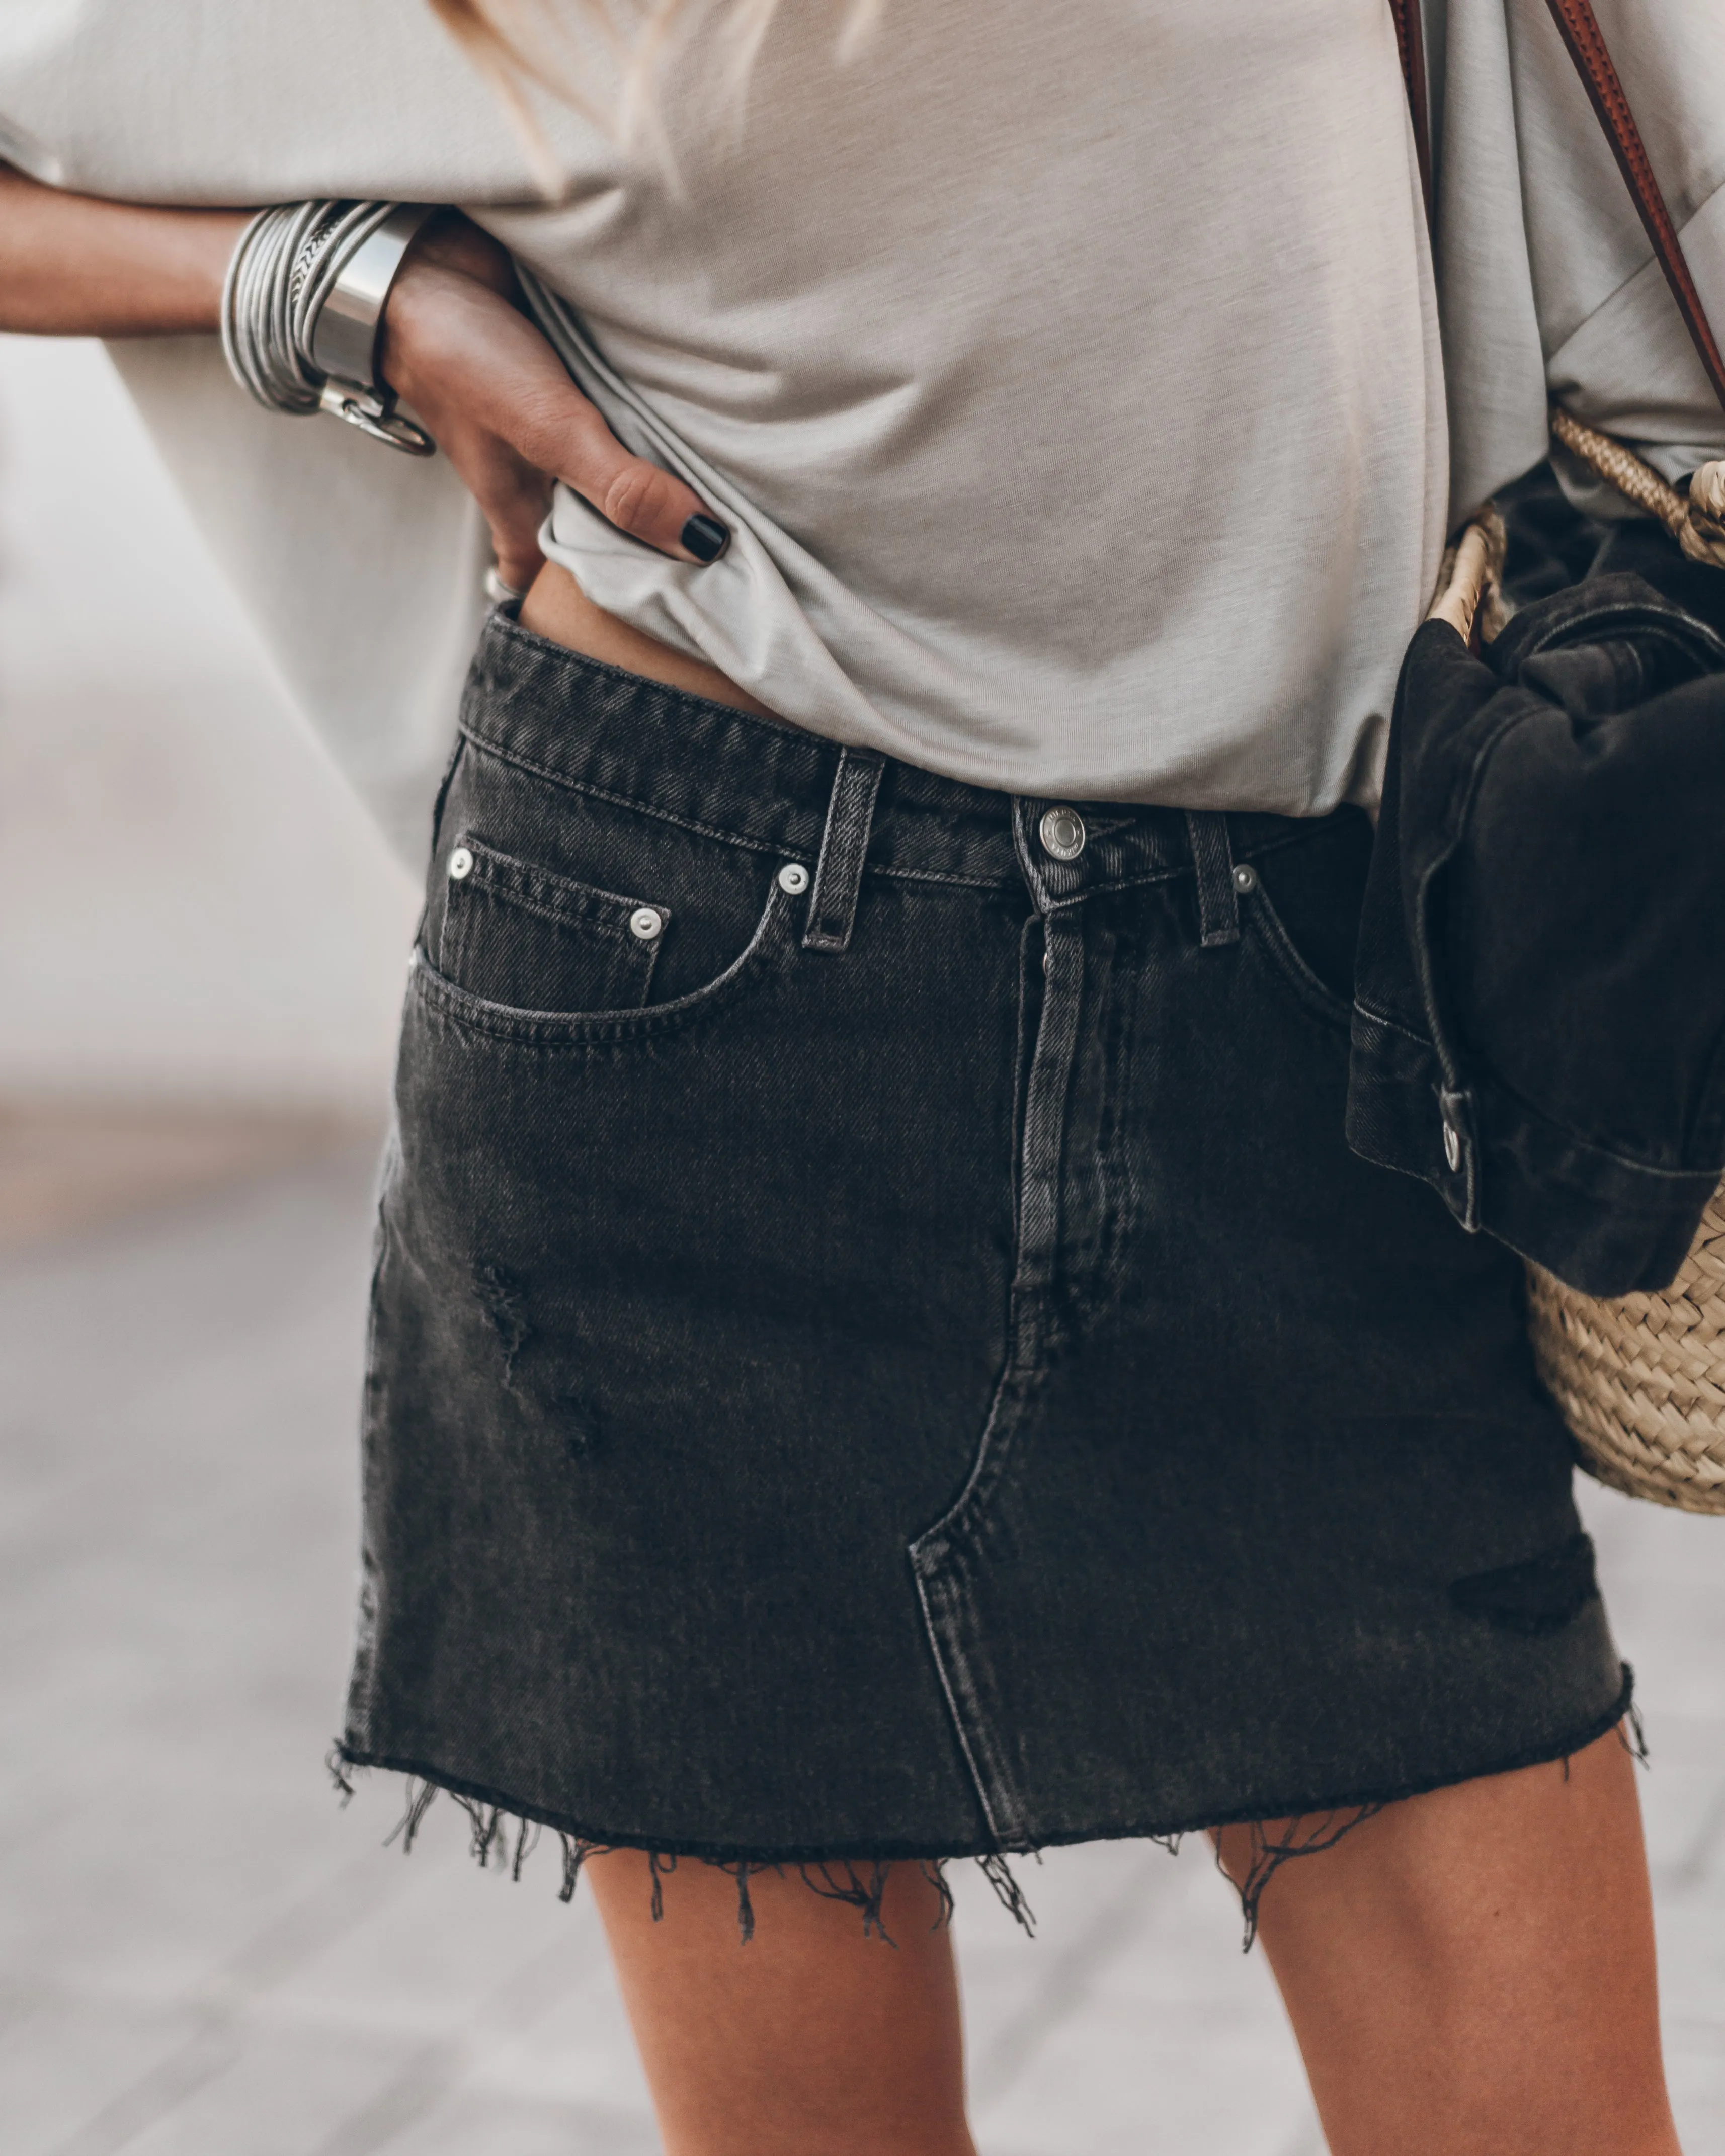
[585,1850,976,2156]
[1216,1725,1682,2156]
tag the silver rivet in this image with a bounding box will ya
[1233,862,1258,893]
[778,862,810,894]
[1443,1122,1462,1173]
[447,846,473,880]
[629,906,664,942]
[1039,806,1087,862]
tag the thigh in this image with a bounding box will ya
[1216,1726,1680,2156]
[585,1853,975,2156]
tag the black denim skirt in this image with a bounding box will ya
[338,610,1629,1897]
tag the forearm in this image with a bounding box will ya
[0,165,721,578]
[0,165,247,336]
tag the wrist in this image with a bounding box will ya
[374,255,447,410]
[174,210,253,333]
[401,209,517,298]
[378,248,523,412]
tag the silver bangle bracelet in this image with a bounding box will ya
[221,200,439,457]
[311,204,439,451]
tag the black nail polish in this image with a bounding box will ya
[681,513,730,563]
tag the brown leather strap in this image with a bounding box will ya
[1387,0,1434,223]
[1539,0,1725,413]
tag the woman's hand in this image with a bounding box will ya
[0,176,715,597]
[378,213,727,593]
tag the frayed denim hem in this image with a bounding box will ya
[326,1751,989,1942]
[330,1669,1639,1953]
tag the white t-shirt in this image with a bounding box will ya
[482,0,1442,817]
[2,0,1720,854]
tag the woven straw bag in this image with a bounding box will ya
[1528,1194,1725,1515]
[1398,0,1725,1512]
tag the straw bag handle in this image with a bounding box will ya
[1392,0,1725,414]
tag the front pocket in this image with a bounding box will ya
[411,873,794,1047]
[1241,880,1355,1034]
[1236,813,1371,1037]
[437,834,669,1015]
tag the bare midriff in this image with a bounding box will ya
[520,560,775,720]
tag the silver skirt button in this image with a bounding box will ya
[1039,806,1087,862]
[629,906,665,942]
[777,862,810,894]
[447,846,474,880]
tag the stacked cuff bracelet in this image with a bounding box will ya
[221,201,439,456]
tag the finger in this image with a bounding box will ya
[483,472,551,595]
[514,390,730,565]
[444,431,550,594]
[490,524,545,598]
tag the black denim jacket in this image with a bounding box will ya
[1347,536,1725,1297]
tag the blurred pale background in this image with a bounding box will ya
[0,333,418,1115]
[1,337,1721,2156]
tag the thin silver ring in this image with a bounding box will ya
[483,566,527,606]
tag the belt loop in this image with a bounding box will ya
[803,747,885,952]
[1185,810,1241,947]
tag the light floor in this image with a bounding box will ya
[3,1146,1722,2155]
